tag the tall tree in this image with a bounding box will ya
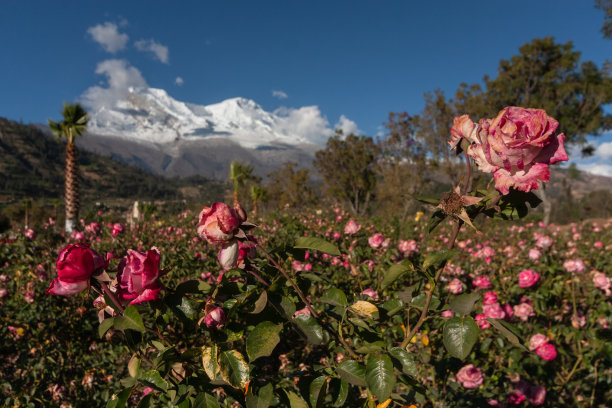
[597,0,612,39]
[314,131,378,215]
[48,103,88,233]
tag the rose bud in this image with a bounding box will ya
[203,306,226,329]
[197,202,242,243]
[46,243,106,296]
[217,240,239,270]
[117,248,162,305]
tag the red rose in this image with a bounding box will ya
[196,202,244,243]
[117,248,162,305]
[46,243,105,296]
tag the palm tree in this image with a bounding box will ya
[229,161,255,205]
[250,185,267,217]
[48,103,88,233]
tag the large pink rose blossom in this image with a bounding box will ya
[343,220,361,235]
[452,107,568,194]
[455,364,484,388]
[447,278,464,294]
[46,243,106,296]
[117,248,162,305]
[518,269,539,288]
[197,202,244,244]
[483,302,506,319]
[535,343,557,360]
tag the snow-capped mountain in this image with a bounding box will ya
[87,87,320,148]
[80,87,328,179]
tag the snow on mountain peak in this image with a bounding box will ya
[86,87,339,148]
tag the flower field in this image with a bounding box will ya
[1,206,610,407]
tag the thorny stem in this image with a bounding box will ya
[255,243,358,358]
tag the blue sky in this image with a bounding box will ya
[1,1,611,174]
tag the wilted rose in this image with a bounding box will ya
[455,364,484,388]
[197,202,243,244]
[117,248,162,305]
[455,107,568,194]
[46,243,106,296]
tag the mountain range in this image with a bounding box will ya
[77,87,323,179]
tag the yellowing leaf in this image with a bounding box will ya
[348,301,379,319]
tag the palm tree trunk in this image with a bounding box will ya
[65,142,79,233]
[252,198,258,217]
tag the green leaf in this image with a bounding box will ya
[422,249,458,271]
[320,287,348,307]
[427,209,447,234]
[114,305,145,333]
[219,350,250,389]
[309,376,328,408]
[365,354,395,402]
[486,318,528,351]
[285,390,309,408]
[294,237,341,256]
[175,279,211,295]
[410,294,440,310]
[269,294,296,320]
[330,378,349,407]
[99,317,114,338]
[128,354,141,378]
[246,383,273,408]
[415,195,440,205]
[380,262,413,290]
[139,370,168,392]
[380,298,404,316]
[335,360,367,386]
[449,293,480,315]
[293,314,325,345]
[202,345,220,381]
[193,393,221,408]
[443,316,479,360]
[165,294,198,321]
[389,347,417,378]
[136,393,152,408]
[247,321,282,361]
[248,290,268,314]
[106,387,133,408]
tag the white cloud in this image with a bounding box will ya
[81,59,147,110]
[87,22,129,53]
[567,137,612,177]
[574,163,612,177]
[272,107,359,145]
[595,141,612,158]
[175,77,184,86]
[135,39,169,64]
[272,90,288,99]
[334,115,360,136]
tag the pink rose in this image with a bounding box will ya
[535,235,553,249]
[535,343,557,360]
[529,334,549,351]
[449,114,476,150]
[483,302,505,319]
[46,243,106,296]
[459,107,568,194]
[455,364,484,388]
[343,220,361,235]
[111,223,124,237]
[237,237,257,268]
[368,233,384,249]
[518,269,539,288]
[398,239,418,254]
[526,385,546,405]
[447,278,464,294]
[475,314,490,329]
[117,248,162,305]
[593,272,611,296]
[24,228,36,240]
[528,248,541,261]
[203,305,226,329]
[197,202,243,244]
[483,291,498,305]
[442,310,454,318]
[513,303,535,321]
[71,230,86,241]
[361,288,380,300]
[472,275,492,289]
[563,259,585,273]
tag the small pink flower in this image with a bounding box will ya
[455,364,484,388]
[513,303,535,321]
[111,223,124,238]
[293,307,311,318]
[483,291,498,305]
[442,310,454,318]
[594,241,603,249]
[343,220,361,235]
[528,248,541,261]
[368,233,384,249]
[361,288,379,300]
[535,343,557,360]
[593,272,611,296]
[535,235,553,249]
[483,303,505,319]
[472,275,492,289]
[529,334,549,351]
[24,228,36,240]
[527,385,546,405]
[563,259,585,273]
[508,392,526,405]
[447,278,464,294]
[398,239,418,254]
[518,269,539,288]
[475,314,490,329]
